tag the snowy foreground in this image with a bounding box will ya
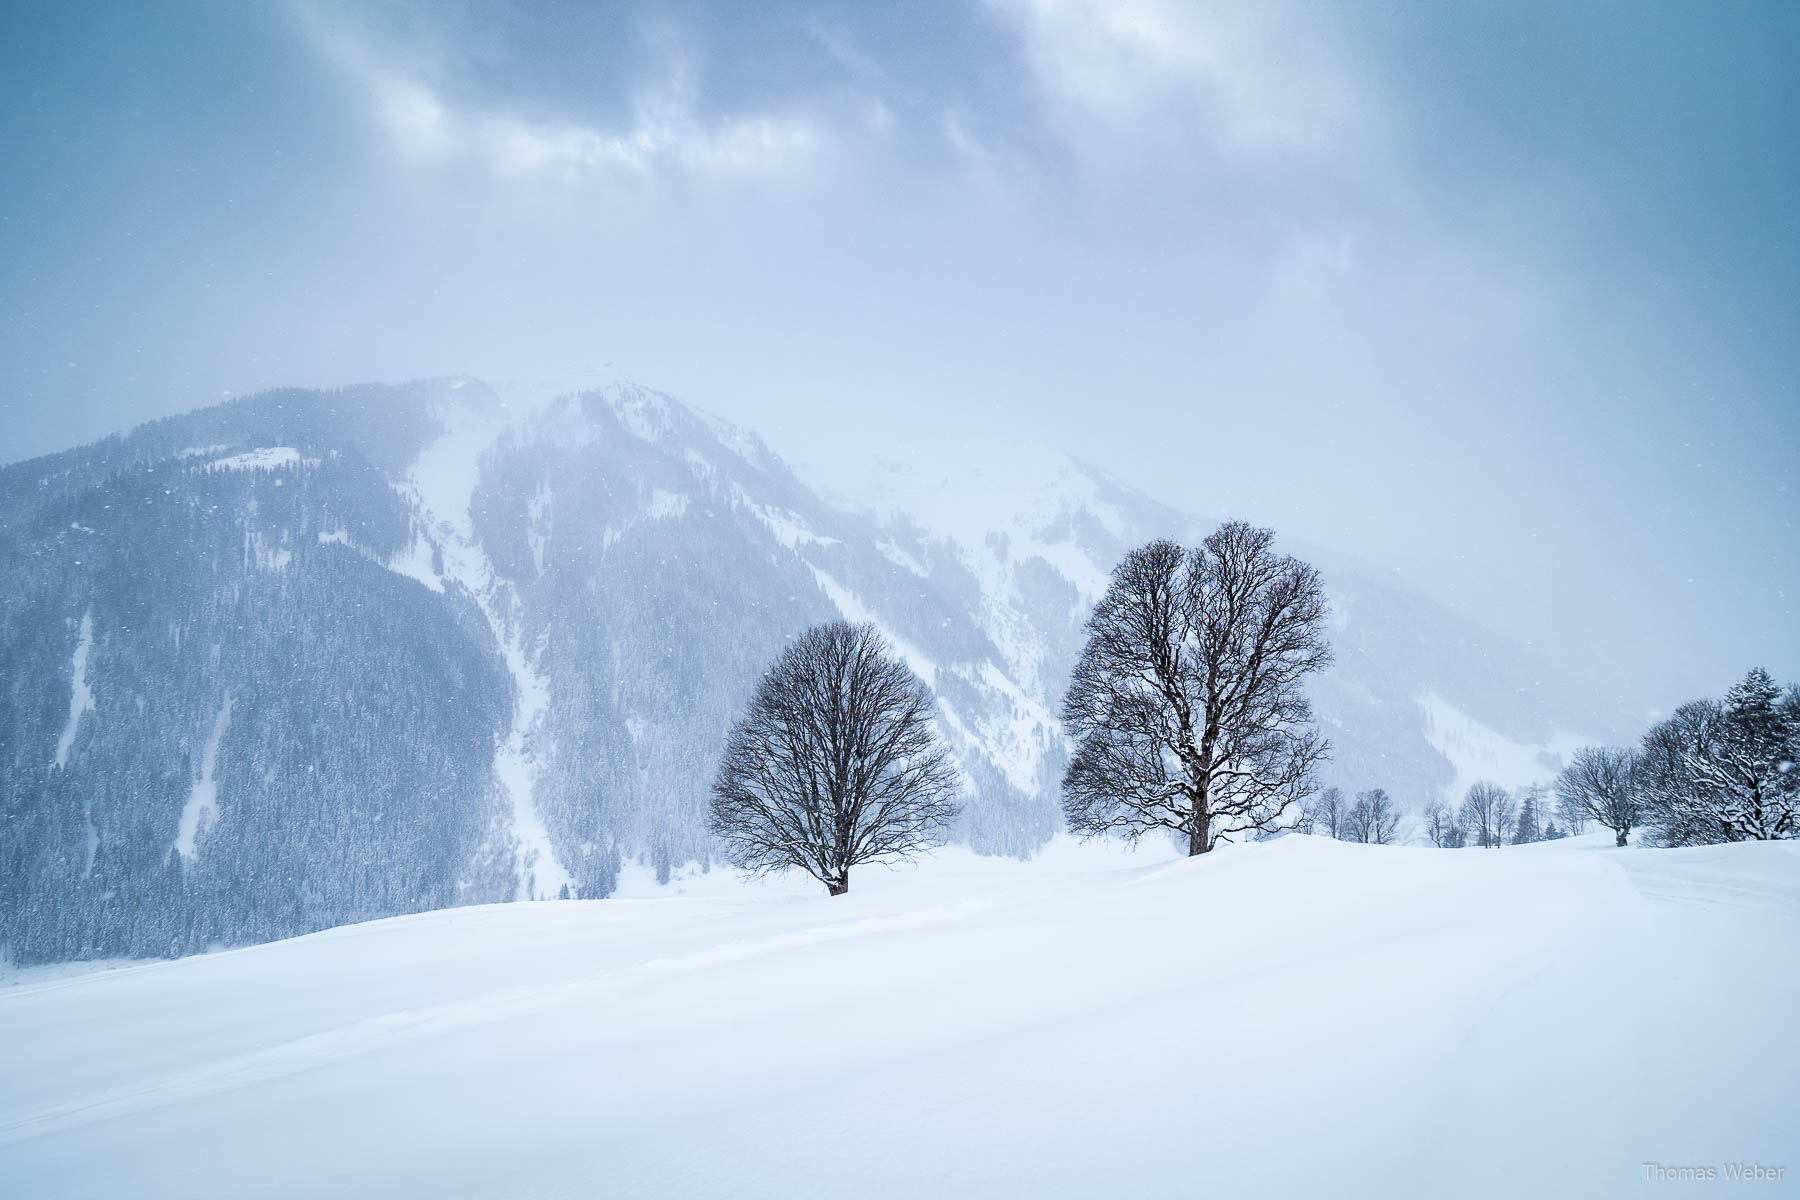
[2,835,1796,1199]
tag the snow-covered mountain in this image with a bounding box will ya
[0,379,1621,962]
[801,438,1618,819]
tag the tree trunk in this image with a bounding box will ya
[1615,828,1628,847]
[826,874,849,896]
[1188,808,1212,857]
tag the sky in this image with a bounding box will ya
[2,0,1795,722]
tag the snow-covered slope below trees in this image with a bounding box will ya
[2,835,1793,1199]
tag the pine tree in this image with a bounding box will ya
[1513,784,1545,844]
[1681,669,1800,841]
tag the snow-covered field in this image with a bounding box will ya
[2,835,1795,1198]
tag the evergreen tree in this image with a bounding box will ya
[1512,784,1545,844]
[1679,670,1799,841]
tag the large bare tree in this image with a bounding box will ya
[1554,747,1640,846]
[710,621,960,896]
[1637,701,1722,845]
[1061,523,1332,855]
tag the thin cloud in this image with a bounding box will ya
[295,2,824,193]
[986,0,1381,160]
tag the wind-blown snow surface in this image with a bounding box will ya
[2,837,1794,1199]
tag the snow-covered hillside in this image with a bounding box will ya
[2,836,1794,1199]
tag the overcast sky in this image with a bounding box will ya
[3,0,1795,721]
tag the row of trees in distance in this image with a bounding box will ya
[1296,787,1410,844]
[1289,666,1798,851]
[1282,665,1797,853]
[1299,780,1571,848]
[705,520,1794,897]
[1552,668,1797,847]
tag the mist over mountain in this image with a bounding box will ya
[1,379,1619,963]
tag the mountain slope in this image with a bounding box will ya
[0,382,518,963]
[2,378,1626,963]
[2,836,1793,1198]
[803,441,1620,813]
[463,386,1064,892]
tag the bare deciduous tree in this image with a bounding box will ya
[1459,781,1515,849]
[1554,746,1640,847]
[1346,787,1405,844]
[1638,700,1726,846]
[1422,799,1464,848]
[1495,792,1518,846]
[710,621,960,895]
[1554,788,1590,835]
[1306,786,1348,839]
[1061,524,1332,855]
